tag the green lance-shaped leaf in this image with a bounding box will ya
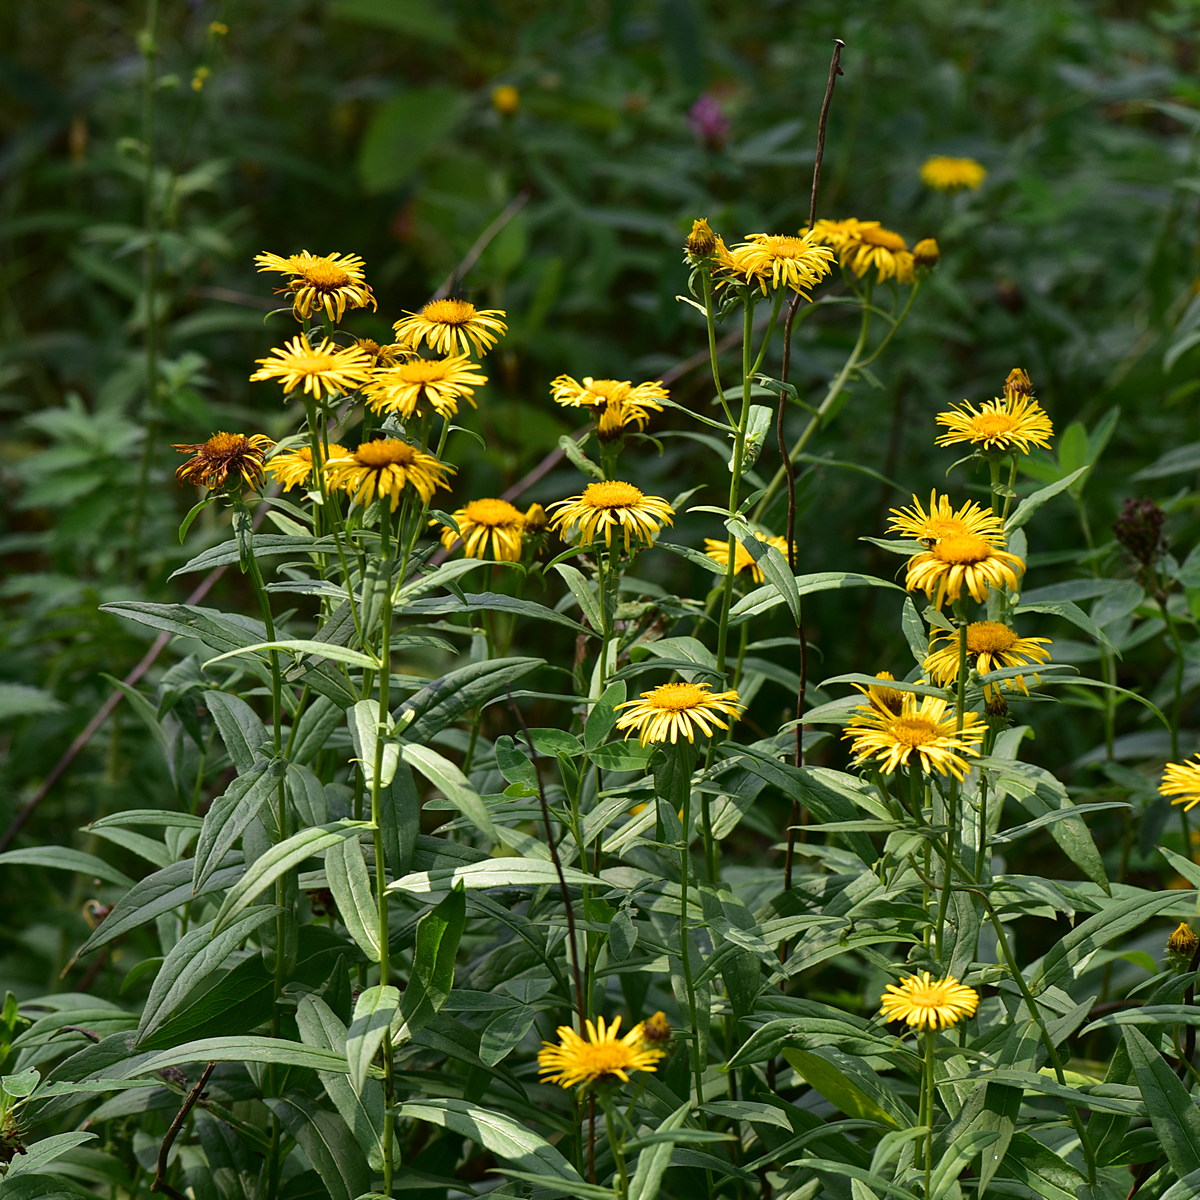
[1005,465,1091,532]
[136,907,279,1047]
[346,985,400,1094]
[204,690,270,774]
[728,516,800,624]
[192,760,282,893]
[553,563,603,630]
[782,1047,907,1128]
[388,856,600,897]
[628,1100,691,1200]
[212,822,371,934]
[113,1036,352,1079]
[392,1097,583,1183]
[348,699,400,790]
[401,592,588,635]
[729,570,902,623]
[0,1132,98,1180]
[398,656,544,744]
[324,833,381,962]
[0,847,133,890]
[169,533,337,577]
[395,884,466,1044]
[266,1098,370,1200]
[1125,1025,1200,1180]
[401,743,498,841]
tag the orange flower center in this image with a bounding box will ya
[301,261,353,288]
[421,298,477,326]
[933,534,993,565]
[395,358,455,382]
[642,683,707,711]
[355,440,418,468]
[857,226,908,251]
[463,498,522,527]
[890,716,939,748]
[205,433,250,456]
[966,622,1019,654]
[582,481,645,509]
[972,413,1018,437]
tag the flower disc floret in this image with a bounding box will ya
[920,156,987,191]
[250,335,375,400]
[537,1016,665,1090]
[905,535,1025,608]
[1160,756,1200,812]
[254,250,376,323]
[392,299,507,358]
[935,394,1053,455]
[844,692,985,780]
[363,355,488,420]
[547,481,673,552]
[880,971,979,1030]
[173,432,274,491]
[615,681,745,745]
[440,498,526,561]
[323,439,453,510]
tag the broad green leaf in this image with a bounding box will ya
[729,517,800,624]
[169,534,336,577]
[554,563,603,630]
[0,848,132,889]
[1005,465,1090,531]
[347,985,400,1094]
[641,635,718,673]
[786,1158,920,1200]
[585,681,627,749]
[136,907,279,1047]
[324,834,381,962]
[782,1048,903,1128]
[349,699,400,789]
[192,760,283,893]
[2,1132,97,1179]
[402,591,588,634]
[401,743,497,840]
[267,1097,370,1200]
[993,1131,1092,1199]
[730,571,901,622]
[388,858,599,896]
[628,1100,691,1200]
[931,1130,999,1199]
[1157,1165,1200,1200]
[393,1098,583,1182]
[118,1036,351,1078]
[1125,1026,1200,1179]
[212,822,370,934]
[204,690,269,774]
[358,88,470,192]
[205,639,380,672]
[396,886,465,1043]
[1134,441,1200,481]
[399,657,544,744]
[86,810,203,832]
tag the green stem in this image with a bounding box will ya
[677,750,705,1111]
[921,1029,936,1198]
[700,265,735,428]
[602,1097,629,1199]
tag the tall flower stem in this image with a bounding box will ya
[934,615,970,955]
[920,1029,937,1198]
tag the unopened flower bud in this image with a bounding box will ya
[640,1010,672,1047]
[1113,497,1166,569]
[913,238,940,269]
[686,218,717,260]
[491,85,520,116]
[1004,368,1033,399]
[1168,921,1199,958]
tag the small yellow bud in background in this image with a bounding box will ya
[1168,921,1199,958]
[191,66,210,92]
[686,217,717,259]
[640,1011,672,1047]
[491,85,520,116]
[913,238,940,269]
[209,21,229,35]
[523,503,547,533]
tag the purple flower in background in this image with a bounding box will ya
[688,93,729,150]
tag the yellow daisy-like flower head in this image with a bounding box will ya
[254,250,377,324]
[550,375,667,438]
[855,670,907,716]
[547,480,674,552]
[353,338,410,368]
[250,335,375,400]
[913,238,940,269]
[880,971,979,1030]
[844,692,985,780]
[523,502,548,533]
[323,439,453,511]
[722,232,835,297]
[440,498,526,561]
[1160,755,1200,812]
[887,491,1006,548]
[935,394,1053,455]
[392,299,508,358]
[537,1016,665,1090]
[924,621,1052,698]
[265,442,349,492]
[809,219,914,284]
[173,432,274,492]
[615,681,745,746]
[920,156,987,192]
[703,532,790,583]
[363,355,488,421]
[905,534,1025,609]
[685,217,717,260]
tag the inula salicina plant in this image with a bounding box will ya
[8,69,1200,1200]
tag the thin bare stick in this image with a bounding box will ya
[150,1061,215,1199]
[808,40,845,234]
[431,189,532,302]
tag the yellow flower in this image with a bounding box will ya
[173,432,274,491]
[615,681,744,746]
[550,375,666,437]
[703,532,790,583]
[920,156,987,191]
[855,670,907,715]
[721,232,834,297]
[905,535,1025,608]
[250,335,375,400]
[685,217,717,259]
[254,250,376,324]
[640,1011,672,1047]
[323,439,453,511]
[547,480,674,552]
[924,622,1052,698]
[392,299,508,358]
[440,498,526,561]
[353,338,409,368]
[1160,755,1200,812]
[1004,368,1034,400]
[935,394,1053,455]
[363,355,488,420]
[523,502,548,533]
[844,692,985,780]
[913,238,940,269]
[887,491,1006,548]
[809,219,915,284]
[491,84,520,115]
[1168,922,1199,956]
[537,1016,665,1090]
[880,971,979,1030]
[266,443,349,492]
